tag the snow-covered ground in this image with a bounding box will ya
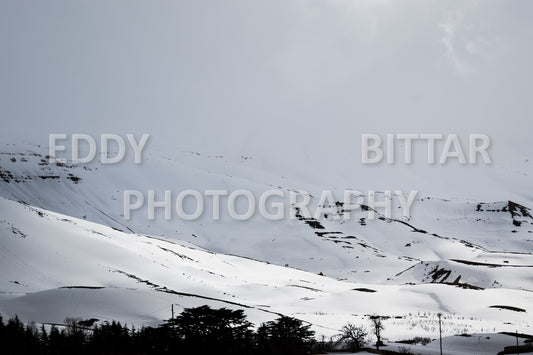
[1,196,532,346]
[1,141,532,286]
[1,141,533,354]
[386,333,532,355]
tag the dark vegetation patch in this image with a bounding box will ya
[66,174,82,183]
[113,269,160,288]
[60,286,105,290]
[490,305,526,312]
[38,175,60,180]
[477,201,533,228]
[453,283,484,290]
[0,169,15,182]
[157,246,195,261]
[352,288,377,293]
[428,266,452,283]
[293,207,325,229]
[9,225,26,238]
[451,259,533,268]
[314,231,342,237]
[396,336,431,345]
[287,284,324,293]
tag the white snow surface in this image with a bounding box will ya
[0,141,532,351]
[0,196,532,344]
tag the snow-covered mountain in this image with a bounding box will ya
[2,2,533,353]
[1,140,532,287]
[0,140,532,343]
[1,196,532,341]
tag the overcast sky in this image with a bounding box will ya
[1,0,533,194]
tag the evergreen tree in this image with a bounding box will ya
[169,305,253,355]
[256,315,315,355]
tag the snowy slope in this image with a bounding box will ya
[1,141,532,288]
[1,196,532,343]
[386,333,533,355]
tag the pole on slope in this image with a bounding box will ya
[516,330,520,354]
[171,304,175,330]
[438,313,443,355]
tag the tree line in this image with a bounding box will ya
[0,305,315,355]
[0,305,389,354]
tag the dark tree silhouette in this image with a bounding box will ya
[168,305,254,355]
[256,315,315,355]
[0,307,316,355]
[340,322,367,352]
[370,315,385,350]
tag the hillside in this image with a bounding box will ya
[1,196,532,341]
